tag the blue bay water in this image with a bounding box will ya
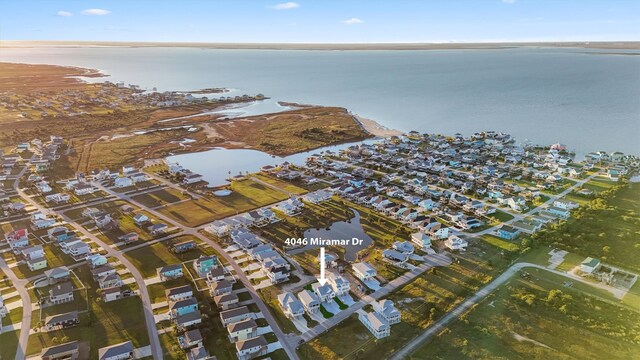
[1,46,638,156]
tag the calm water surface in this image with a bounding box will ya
[1,47,638,155]
[166,140,375,185]
[300,209,373,262]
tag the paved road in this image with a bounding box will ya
[475,173,596,236]
[293,253,452,345]
[12,170,163,360]
[389,259,630,360]
[95,181,302,360]
[0,257,31,360]
[0,165,32,360]
[56,211,164,360]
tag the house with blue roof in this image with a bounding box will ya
[171,297,199,318]
[497,225,521,240]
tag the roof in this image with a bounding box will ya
[352,262,376,276]
[311,283,334,297]
[235,336,267,352]
[581,257,601,268]
[98,340,133,360]
[220,306,249,321]
[41,341,79,357]
[45,310,78,325]
[91,264,115,276]
[170,297,198,311]
[44,266,70,278]
[166,285,193,298]
[50,282,73,296]
[227,318,257,333]
[297,289,319,306]
[277,292,304,313]
[159,264,183,273]
[500,225,520,234]
[364,311,390,331]
[184,328,203,343]
[214,292,239,304]
[210,280,231,290]
[176,310,202,325]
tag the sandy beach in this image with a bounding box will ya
[353,114,402,137]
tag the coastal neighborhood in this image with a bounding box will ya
[1,121,638,360]
[3,0,640,357]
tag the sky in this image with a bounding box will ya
[0,0,639,43]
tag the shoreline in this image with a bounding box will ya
[352,114,402,137]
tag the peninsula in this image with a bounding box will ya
[0,62,374,174]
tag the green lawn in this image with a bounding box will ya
[27,296,149,358]
[299,239,514,360]
[532,182,640,273]
[409,268,640,360]
[159,332,185,360]
[147,277,193,304]
[157,179,289,227]
[257,199,352,249]
[259,198,412,281]
[488,210,515,223]
[582,178,618,193]
[481,234,520,252]
[0,330,19,360]
[131,188,187,208]
[12,244,79,279]
[62,199,131,221]
[123,236,206,278]
[257,287,299,334]
[253,174,309,195]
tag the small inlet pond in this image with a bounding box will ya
[297,209,373,262]
[166,140,377,186]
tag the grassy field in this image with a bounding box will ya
[259,197,412,281]
[488,210,515,223]
[582,177,619,193]
[12,244,79,279]
[207,106,371,156]
[298,239,514,359]
[27,296,149,358]
[253,174,309,195]
[0,330,19,360]
[123,236,212,278]
[258,199,352,249]
[131,188,187,208]
[63,199,131,221]
[481,234,520,252]
[532,182,640,273]
[409,268,640,360]
[157,179,289,227]
[0,281,23,349]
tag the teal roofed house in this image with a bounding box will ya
[497,225,521,240]
[194,255,218,277]
[580,257,601,274]
[171,297,199,318]
[159,264,184,281]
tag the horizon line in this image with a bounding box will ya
[2,40,639,51]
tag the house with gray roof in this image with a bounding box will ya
[277,291,304,319]
[98,340,133,360]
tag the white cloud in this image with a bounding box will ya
[57,11,73,17]
[272,2,300,10]
[81,8,111,16]
[502,0,517,3]
[342,18,364,25]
